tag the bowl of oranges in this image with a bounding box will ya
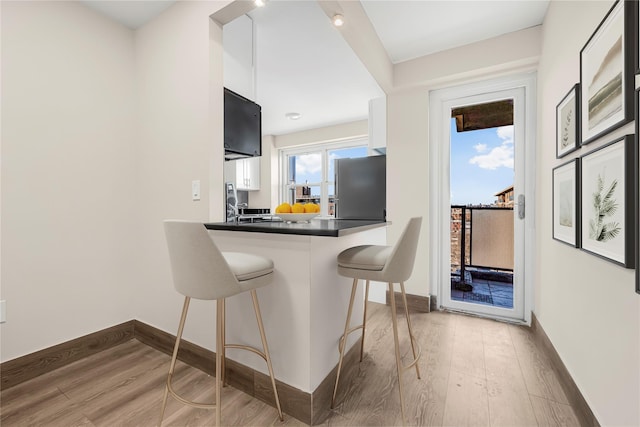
[275,202,320,223]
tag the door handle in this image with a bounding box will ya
[517,194,525,219]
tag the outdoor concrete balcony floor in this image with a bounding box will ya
[451,278,514,308]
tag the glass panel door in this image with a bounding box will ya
[435,85,528,322]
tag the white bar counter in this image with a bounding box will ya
[205,219,387,395]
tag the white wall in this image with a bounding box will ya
[0,1,137,361]
[132,1,229,348]
[394,26,542,89]
[0,0,232,362]
[247,135,278,209]
[385,27,541,298]
[386,88,430,294]
[273,119,368,149]
[536,2,639,425]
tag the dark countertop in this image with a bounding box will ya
[204,219,388,237]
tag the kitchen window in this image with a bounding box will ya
[279,139,368,216]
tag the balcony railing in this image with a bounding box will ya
[451,205,514,288]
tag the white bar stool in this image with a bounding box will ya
[159,220,283,426]
[331,217,423,424]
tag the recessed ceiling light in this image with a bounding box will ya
[332,14,344,27]
[285,112,302,120]
[255,0,266,7]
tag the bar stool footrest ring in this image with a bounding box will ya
[225,343,269,362]
[337,324,364,353]
[401,334,422,374]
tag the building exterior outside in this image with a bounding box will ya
[494,185,514,207]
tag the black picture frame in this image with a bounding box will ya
[580,135,635,268]
[553,159,580,247]
[556,84,580,158]
[635,89,640,293]
[636,0,640,74]
[636,132,639,292]
[580,0,635,145]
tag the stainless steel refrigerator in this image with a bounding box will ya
[334,155,386,220]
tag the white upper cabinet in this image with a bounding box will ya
[239,156,261,191]
[223,15,261,191]
[368,96,387,154]
[223,15,255,99]
[224,157,261,191]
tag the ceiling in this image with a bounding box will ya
[360,1,549,64]
[80,0,549,136]
[247,1,384,135]
[80,1,175,29]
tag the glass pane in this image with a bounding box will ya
[328,184,335,216]
[289,152,322,185]
[449,113,515,309]
[294,185,321,205]
[328,146,368,181]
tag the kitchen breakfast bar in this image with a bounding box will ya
[204,219,387,424]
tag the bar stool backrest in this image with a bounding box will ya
[164,220,240,300]
[381,217,422,283]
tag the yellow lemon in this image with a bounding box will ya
[291,203,305,213]
[275,203,292,213]
[304,203,320,213]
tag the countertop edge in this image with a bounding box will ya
[204,220,388,237]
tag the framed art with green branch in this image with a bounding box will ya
[580,135,636,268]
[556,84,580,158]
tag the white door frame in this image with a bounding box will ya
[429,73,536,324]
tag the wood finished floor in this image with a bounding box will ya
[1,303,580,426]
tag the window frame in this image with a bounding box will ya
[278,138,368,217]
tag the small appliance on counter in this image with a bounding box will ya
[225,182,238,222]
[225,182,277,223]
[236,208,278,223]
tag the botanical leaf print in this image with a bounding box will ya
[589,173,620,242]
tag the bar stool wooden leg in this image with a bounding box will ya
[250,290,284,421]
[400,281,421,379]
[360,280,370,362]
[388,282,407,426]
[216,299,223,426]
[332,278,358,408]
[159,297,191,426]
[220,298,226,387]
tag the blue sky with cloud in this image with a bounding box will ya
[450,119,514,205]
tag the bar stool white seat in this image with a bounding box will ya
[332,217,422,424]
[159,220,283,426]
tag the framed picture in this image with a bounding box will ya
[580,135,635,267]
[580,0,635,145]
[637,130,639,291]
[634,89,640,294]
[637,0,640,74]
[553,159,580,246]
[556,84,580,158]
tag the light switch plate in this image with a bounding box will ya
[0,300,6,323]
[192,180,201,201]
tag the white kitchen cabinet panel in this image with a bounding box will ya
[368,96,387,154]
[224,157,260,191]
